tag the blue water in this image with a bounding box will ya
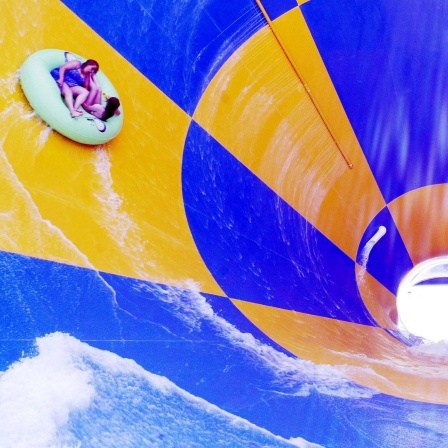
[2,251,448,447]
[0,333,318,448]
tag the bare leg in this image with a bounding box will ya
[83,81,102,108]
[61,83,83,117]
[71,86,89,112]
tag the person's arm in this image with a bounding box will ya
[91,72,102,89]
[83,71,92,90]
[57,60,81,85]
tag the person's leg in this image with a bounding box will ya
[61,83,83,117]
[71,86,89,112]
[83,81,102,108]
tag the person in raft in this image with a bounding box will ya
[81,69,121,121]
[50,58,100,117]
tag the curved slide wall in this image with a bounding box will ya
[1,1,448,446]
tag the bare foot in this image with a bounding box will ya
[71,110,84,118]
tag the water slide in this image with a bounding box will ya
[2,1,448,446]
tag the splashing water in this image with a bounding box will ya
[0,333,322,448]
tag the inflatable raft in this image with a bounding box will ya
[20,49,123,145]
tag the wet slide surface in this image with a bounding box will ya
[1,1,448,447]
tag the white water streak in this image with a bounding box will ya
[92,147,152,274]
[358,226,387,285]
[138,280,376,399]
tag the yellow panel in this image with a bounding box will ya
[271,9,387,257]
[232,299,448,404]
[388,184,448,264]
[0,0,225,295]
[194,14,386,261]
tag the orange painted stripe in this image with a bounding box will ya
[388,184,448,265]
[255,0,353,168]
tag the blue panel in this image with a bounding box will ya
[260,0,297,21]
[357,208,414,294]
[0,252,122,369]
[301,0,448,202]
[61,0,266,115]
[0,250,308,426]
[357,207,414,294]
[182,121,378,326]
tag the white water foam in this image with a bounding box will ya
[409,339,448,360]
[0,70,21,100]
[92,148,135,248]
[1,70,52,146]
[331,346,448,381]
[0,334,94,448]
[92,147,152,276]
[360,226,387,268]
[0,88,84,266]
[358,226,387,284]
[0,333,322,448]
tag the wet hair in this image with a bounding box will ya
[81,59,99,73]
[103,97,120,121]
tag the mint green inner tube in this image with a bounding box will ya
[20,49,123,145]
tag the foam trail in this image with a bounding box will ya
[0,333,322,448]
[92,147,152,276]
[410,340,448,360]
[0,70,20,99]
[358,226,387,284]
[92,147,135,248]
[136,280,376,399]
[360,226,387,268]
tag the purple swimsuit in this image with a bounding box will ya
[50,67,85,90]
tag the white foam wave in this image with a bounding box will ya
[0,334,94,448]
[0,99,86,266]
[0,333,322,448]
[406,411,448,436]
[38,124,52,146]
[409,339,448,360]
